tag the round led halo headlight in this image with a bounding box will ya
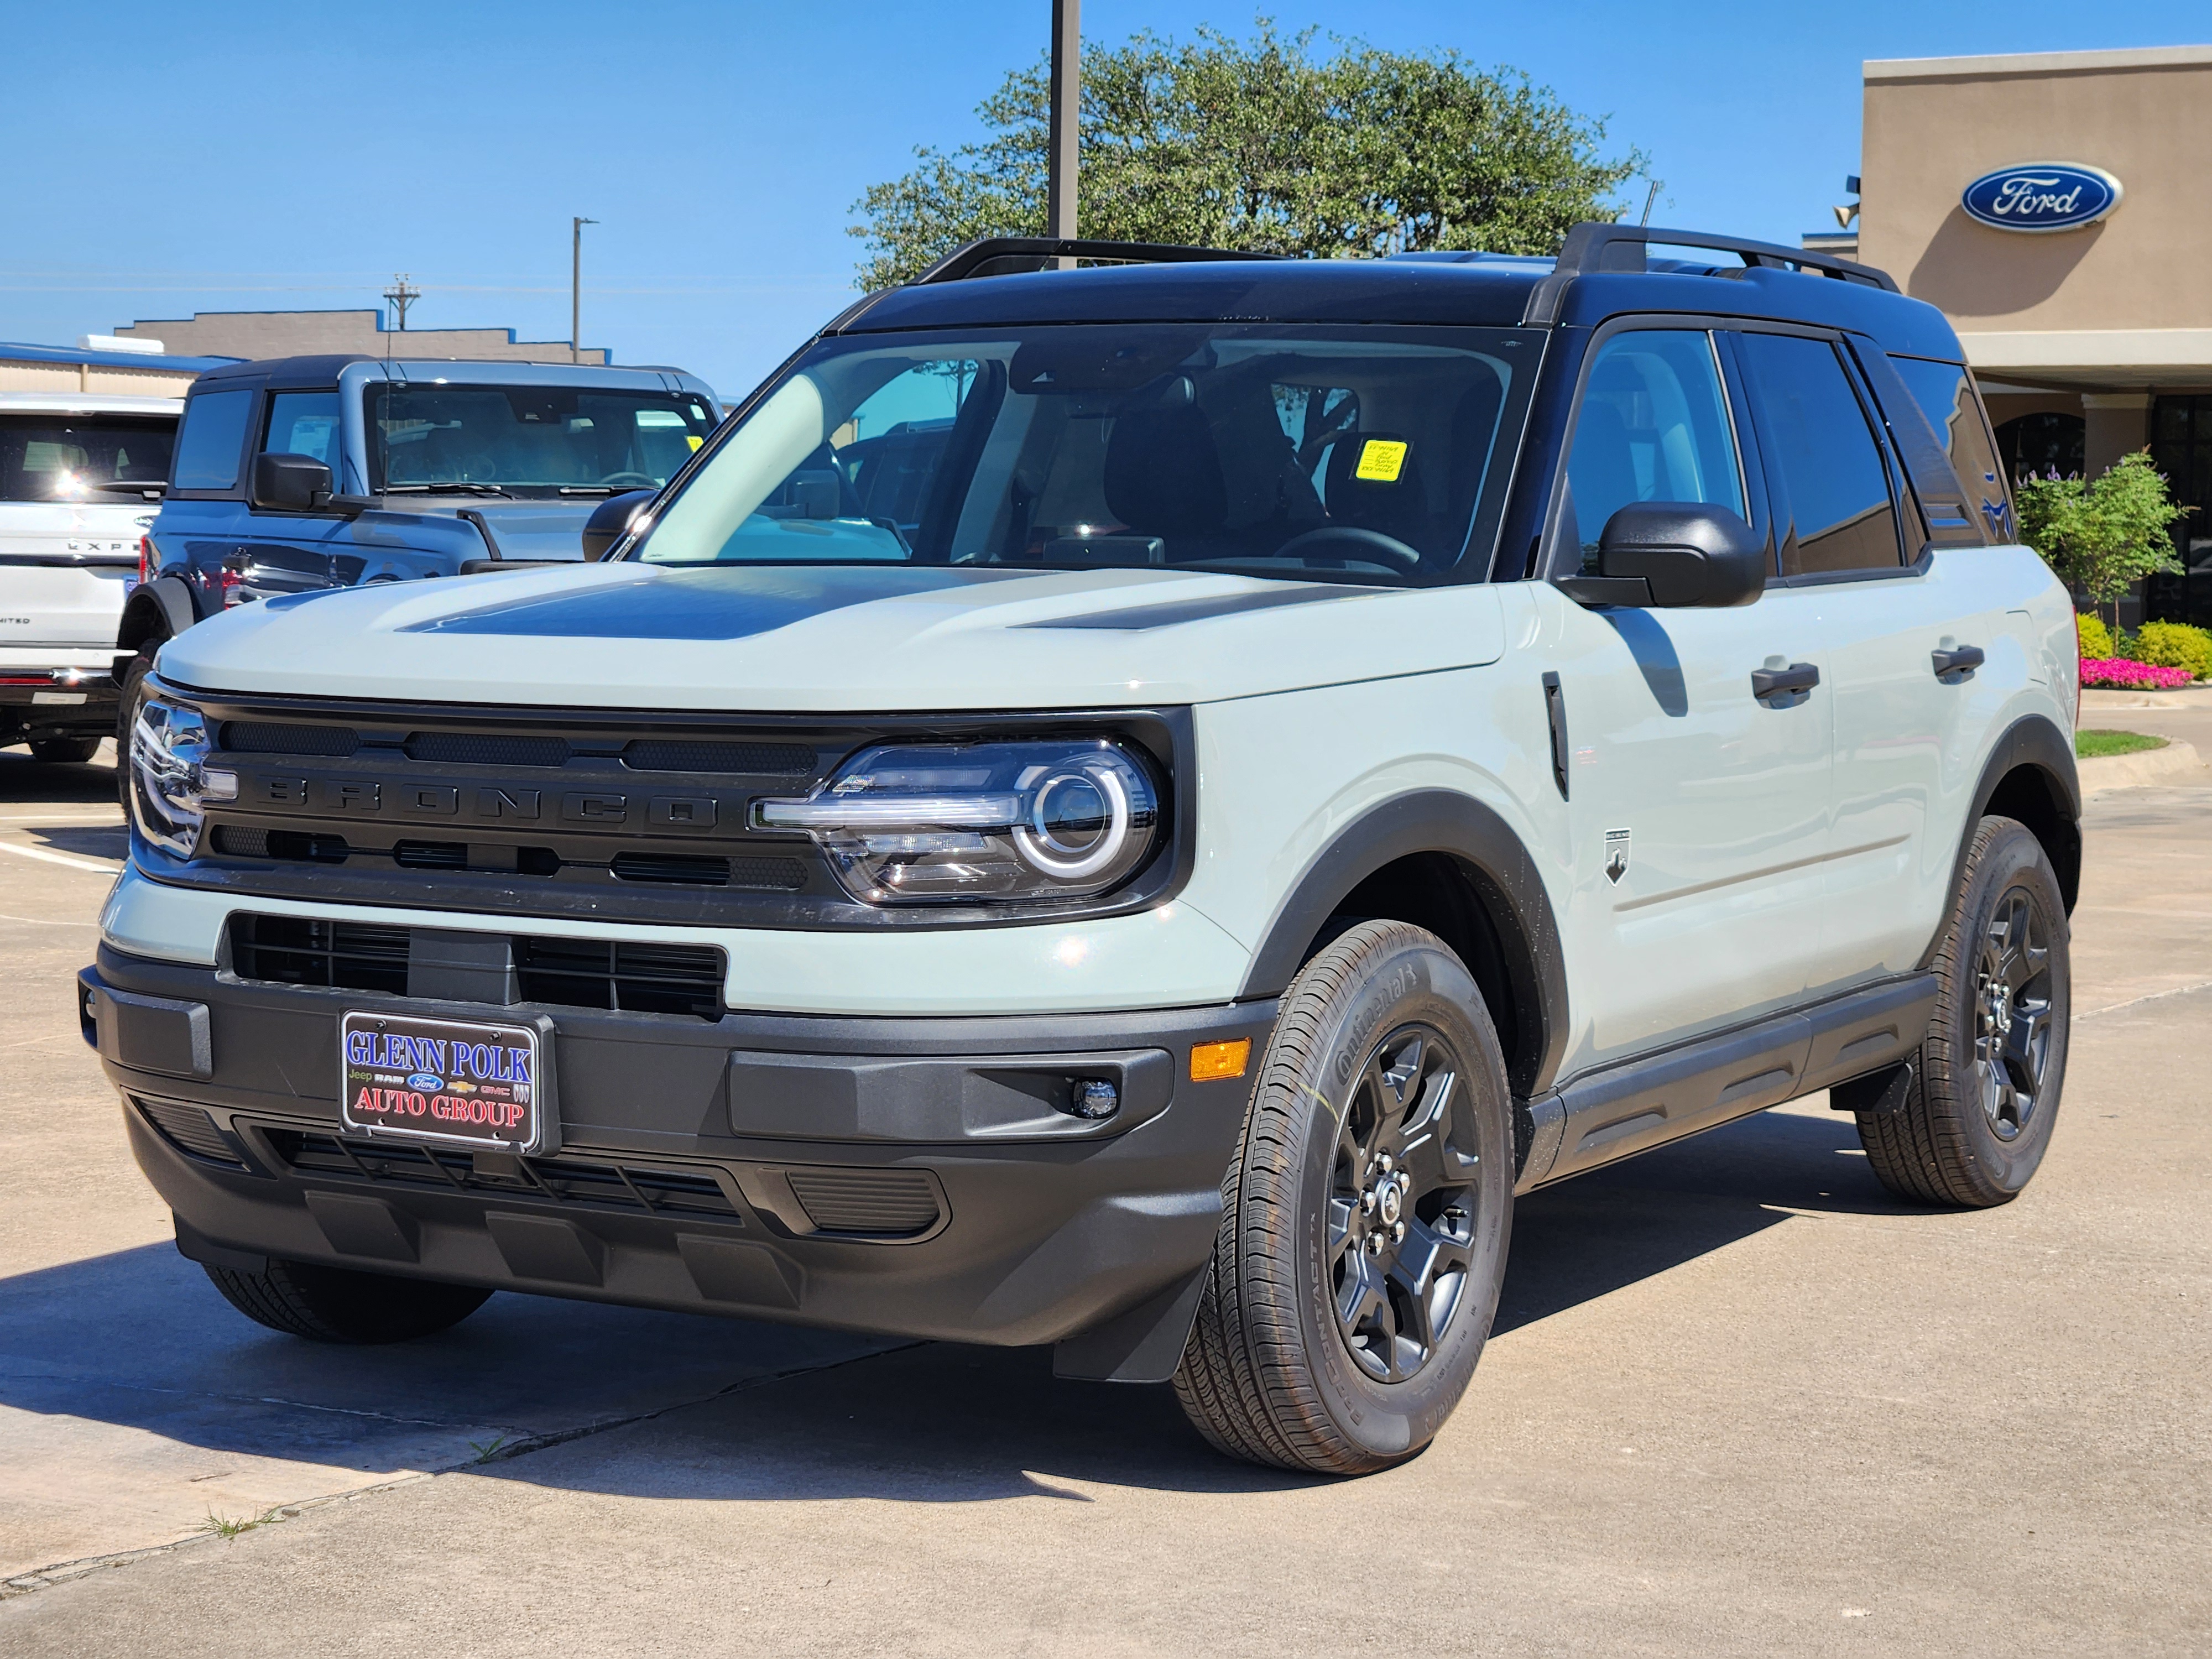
[1013,761,1131,881]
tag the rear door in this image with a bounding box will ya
[1730,328,1979,985]
[0,410,174,652]
[1546,324,1837,1071]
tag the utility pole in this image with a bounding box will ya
[571,217,598,364]
[382,273,420,333]
[1047,0,1079,259]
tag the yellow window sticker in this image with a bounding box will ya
[686,435,705,451]
[1354,439,1407,482]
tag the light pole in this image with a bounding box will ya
[1047,0,1079,255]
[571,216,598,364]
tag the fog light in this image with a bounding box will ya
[1067,1079,1119,1120]
[1189,1039,1251,1082]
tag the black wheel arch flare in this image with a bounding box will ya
[1235,789,1569,1100]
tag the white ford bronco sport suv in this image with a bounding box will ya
[85,227,2079,1475]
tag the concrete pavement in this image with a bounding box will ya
[2,742,2206,1655]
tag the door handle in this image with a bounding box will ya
[1931,644,1985,681]
[1751,662,1820,703]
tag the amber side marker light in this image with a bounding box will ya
[1189,1039,1251,1082]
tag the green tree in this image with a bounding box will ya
[849,22,1647,290]
[2015,451,2191,637]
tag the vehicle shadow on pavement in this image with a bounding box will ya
[0,754,117,805]
[0,1104,1916,1502]
[20,823,127,859]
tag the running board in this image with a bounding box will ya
[1514,974,1938,1191]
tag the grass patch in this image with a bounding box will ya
[196,1506,285,1541]
[2077,729,2169,759]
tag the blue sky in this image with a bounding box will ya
[3,1,2205,397]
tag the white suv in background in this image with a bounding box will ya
[0,392,179,760]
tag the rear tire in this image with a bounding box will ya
[1173,920,1513,1475]
[1856,816,2070,1208]
[29,737,101,763]
[203,1258,492,1343]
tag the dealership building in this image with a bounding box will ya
[1822,44,2212,624]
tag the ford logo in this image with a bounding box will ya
[406,1072,445,1091]
[1961,162,2122,233]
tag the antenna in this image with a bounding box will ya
[382,273,421,332]
[1640,180,1660,227]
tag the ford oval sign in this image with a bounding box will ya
[1961,162,2122,233]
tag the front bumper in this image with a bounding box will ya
[82,945,1274,1377]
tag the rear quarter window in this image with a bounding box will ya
[1889,356,2012,542]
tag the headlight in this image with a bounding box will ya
[129,697,237,858]
[755,739,1161,905]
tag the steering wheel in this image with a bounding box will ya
[597,471,659,489]
[1273,525,1423,572]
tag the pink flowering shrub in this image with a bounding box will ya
[2080,657,2194,690]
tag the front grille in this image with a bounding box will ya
[515,937,726,1017]
[228,916,726,1018]
[405,732,572,767]
[136,1097,248,1168]
[232,915,409,993]
[621,738,814,775]
[213,826,349,863]
[221,721,359,757]
[785,1168,943,1238]
[612,852,731,886]
[262,1128,743,1221]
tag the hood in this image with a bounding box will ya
[155,561,1506,711]
[363,498,600,562]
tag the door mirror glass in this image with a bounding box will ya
[1594,502,1766,607]
[251,451,333,512]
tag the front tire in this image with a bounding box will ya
[203,1258,492,1343]
[115,642,160,811]
[1173,920,1513,1475]
[1856,816,2070,1207]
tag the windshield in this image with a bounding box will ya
[633,324,1540,581]
[0,414,175,502]
[366,384,718,499]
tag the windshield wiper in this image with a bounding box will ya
[381,482,517,498]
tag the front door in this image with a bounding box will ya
[1543,326,1835,1076]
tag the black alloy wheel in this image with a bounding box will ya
[1973,885,2056,1142]
[1329,1024,1480,1384]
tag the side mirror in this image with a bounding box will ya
[582,488,655,560]
[251,452,333,513]
[1560,502,1767,608]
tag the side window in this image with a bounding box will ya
[1564,330,1745,571]
[262,392,343,468]
[1888,355,2013,542]
[1739,333,1904,576]
[170,388,256,492]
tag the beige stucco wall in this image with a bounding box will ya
[112,311,608,366]
[1860,47,2212,389]
[0,359,201,395]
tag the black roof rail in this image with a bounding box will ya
[1521,222,1900,324]
[916,237,1286,284]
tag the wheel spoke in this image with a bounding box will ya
[1326,1196,1357,1266]
[1336,1249,1386,1334]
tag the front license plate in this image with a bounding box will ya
[340,1010,549,1154]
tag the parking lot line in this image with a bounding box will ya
[0,842,118,875]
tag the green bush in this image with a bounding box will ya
[2075,612,2115,658]
[2132,620,2212,680]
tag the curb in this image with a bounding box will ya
[2077,738,2211,792]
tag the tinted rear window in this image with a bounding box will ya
[0,414,175,503]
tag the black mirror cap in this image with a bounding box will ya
[250,452,334,513]
[1594,501,1767,608]
[582,488,655,560]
